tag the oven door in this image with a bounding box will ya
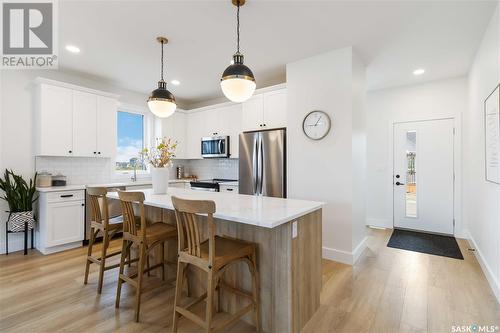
[201,136,229,158]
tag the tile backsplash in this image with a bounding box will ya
[35,156,112,185]
[173,159,239,180]
[35,156,239,185]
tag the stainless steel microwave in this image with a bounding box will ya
[201,136,230,158]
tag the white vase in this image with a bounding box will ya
[151,167,169,194]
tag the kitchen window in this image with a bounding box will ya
[115,111,147,173]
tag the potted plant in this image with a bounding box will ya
[140,138,177,194]
[0,170,38,232]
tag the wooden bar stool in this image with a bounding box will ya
[115,190,177,322]
[84,187,126,294]
[171,196,260,333]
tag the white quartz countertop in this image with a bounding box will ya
[107,188,323,229]
[36,179,196,193]
[36,180,152,193]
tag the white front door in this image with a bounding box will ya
[393,119,454,235]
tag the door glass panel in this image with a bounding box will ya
[405,131,417,217]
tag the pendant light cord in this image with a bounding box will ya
[236,0,240,53]
[160,40,165,81]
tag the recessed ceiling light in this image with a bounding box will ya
[65,45,80,53]
[413,68,425,76]
[171,80,180,86]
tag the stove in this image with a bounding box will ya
[190,178,238,192]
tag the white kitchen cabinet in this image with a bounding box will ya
[263,89,287,129]
[220,184,239,194]
[242,94,264,131]
[96,96,118,158]
[186,111,205,159]
[35,78,119,158]
[217,105,242,158]
[162,111,187,159]
[73,91,97,157]
[36,84,74,156]
[186,104,243,159]
[242,89,287,131]
[36,189,85,254]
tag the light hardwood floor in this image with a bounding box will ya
[1,228,499,333]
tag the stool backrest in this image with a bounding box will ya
[87,187,108,226]
[171,196,216,265]
[117,190,147,239]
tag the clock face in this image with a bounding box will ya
[302,111,331,140]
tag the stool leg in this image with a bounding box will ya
[84,227,96,285]
[206,269,215,333]
[115,240,128,308]
[160,242,165,281]
[6,229,8,255]
[31,228,34,249]
[134,243,146,322]
[97,229,109,294]
[172,262,185,333]
[24,222,28,255]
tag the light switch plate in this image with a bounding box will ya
[292,221,298,239]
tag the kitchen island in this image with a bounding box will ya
[107,188,323,333]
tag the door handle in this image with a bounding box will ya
[252,137,258,194]
[259,136,264,195]
[395,181,405,186]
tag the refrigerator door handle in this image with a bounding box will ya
[252,136,259,194]
[259,135,264,195]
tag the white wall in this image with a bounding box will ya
[0,70,147,254]
[287,47,367,265]
[464,4,500,301]
[365,77,467,235]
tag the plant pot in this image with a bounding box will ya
[151,167,169,194]
[8,211,35,232]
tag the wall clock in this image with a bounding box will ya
[302,110,331,140]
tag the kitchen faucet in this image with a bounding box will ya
[131,162,137,182]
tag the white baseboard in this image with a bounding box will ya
[366,218,392,229]
[466,230,500,303]
[352,236,368,264]
[322,236,368,266]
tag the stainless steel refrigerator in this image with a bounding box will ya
[239,128,286,198]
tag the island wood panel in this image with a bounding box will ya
[134,202,322,333]
[291,209,322,333]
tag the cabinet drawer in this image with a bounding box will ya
[47,190,85,203]
[220,185,238,193]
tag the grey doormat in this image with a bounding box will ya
[387,229,464,260]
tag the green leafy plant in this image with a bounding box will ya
[0,170,38,212]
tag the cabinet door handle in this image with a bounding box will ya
[68,150,72,154]
[60,194,73,198]
[93,152,96,154]
[81,203,85,206]
[226,188,233,191]
[98,152,101,155]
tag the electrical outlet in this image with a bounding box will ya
[292,221,298,239]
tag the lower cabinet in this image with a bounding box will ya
[36,190,85,254]
[220,184,239,194]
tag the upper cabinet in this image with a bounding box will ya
[36,84,74,156]
[162,111,187,159]
[72,91,97,157]
[185,104,243,159]
[242,88,287,131]
[35,79,119,158]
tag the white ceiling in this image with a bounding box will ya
[58,0,496,108]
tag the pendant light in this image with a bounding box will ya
[148,37,176,118]
[220,0,256,103]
